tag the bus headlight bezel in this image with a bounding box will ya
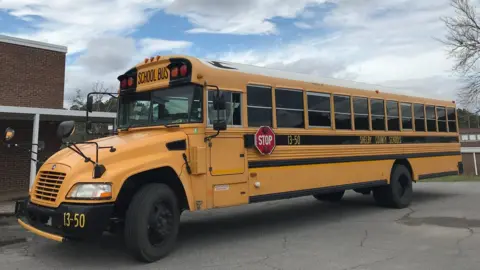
[66,183,112,200]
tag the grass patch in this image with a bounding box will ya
[419,175,480,182]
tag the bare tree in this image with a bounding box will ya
[67,81,118,141]
[441,0,480,108]
[70,81,117,112]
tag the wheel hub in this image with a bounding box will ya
[148,202,173,245]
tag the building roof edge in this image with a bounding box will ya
[0,35,68,53]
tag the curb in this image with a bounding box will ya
[0,213,15,218]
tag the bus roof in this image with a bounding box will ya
[134,55,456,105]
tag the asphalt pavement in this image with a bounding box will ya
[1,182,479,270]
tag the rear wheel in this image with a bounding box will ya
[373,164,413,208]
[124,183,180,263]
[313,190,345,202]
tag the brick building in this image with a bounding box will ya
[459,128,480,176]
[0,35,116,200]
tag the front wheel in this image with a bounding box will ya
[124,183,180,263]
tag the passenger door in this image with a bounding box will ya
[206,89,248,208]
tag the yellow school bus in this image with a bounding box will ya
[10,54,462,262]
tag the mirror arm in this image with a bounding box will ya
[66,143,95,165]
[204,130,220,143]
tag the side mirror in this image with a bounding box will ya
[213,93,226,110]
[4,127,15,142]
[87,96,93,113]
[57,121,76,139]
[213,120,227,131]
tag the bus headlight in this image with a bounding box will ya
[67,183,112,200]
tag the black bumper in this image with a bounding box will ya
[15,198,114,241]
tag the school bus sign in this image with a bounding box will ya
[255,126,276,155]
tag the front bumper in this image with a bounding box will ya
[15,198,114,242]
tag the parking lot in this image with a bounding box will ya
[1,182,479,270]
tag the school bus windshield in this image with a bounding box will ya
[118,84,204,129]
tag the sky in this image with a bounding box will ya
[0,0,465,108]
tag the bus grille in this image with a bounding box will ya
[34,171,66,202]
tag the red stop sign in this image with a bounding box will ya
[255,126,276,155]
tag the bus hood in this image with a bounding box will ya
[42,129,187,176]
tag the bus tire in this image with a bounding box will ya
[313,190,345,202]
[124,183,180,263]
[373,164,413,209]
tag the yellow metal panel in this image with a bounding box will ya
[190,146,207,175]
[210,137,245,176]
[213,182,248,208]
[249,160,393,197]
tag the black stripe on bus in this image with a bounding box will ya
[418,171,458,180]
[248,151,461,169]
[249,180,387,203]
[244,134,459,147]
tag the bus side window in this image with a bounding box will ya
[370,99,385,131]
[426,105,436,132]
[353,97,369,130]
[307,92,331,128]
[414,104,425,132]
[436,106,447,132]
[401,103,413,130]
[333,95,351,130]
[275,88,304,128]
[447,107,457,132]
[207,90,242,126]
[386,101,400,131]
[247,85,272,127]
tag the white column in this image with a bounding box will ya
[29,113,40,191]
[474,152,478,176]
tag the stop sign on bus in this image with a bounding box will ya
[255,126,276,155]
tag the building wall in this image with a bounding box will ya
[0,120,62,194]
[0,42,66,109]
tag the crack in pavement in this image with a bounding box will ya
[360,230,368,248]
[396,207,416,222]
[456,226,475,256]
[344,255,396,270]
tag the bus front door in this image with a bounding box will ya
[208,137,248,208]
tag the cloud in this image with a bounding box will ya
[139,38,192,56]
[64,36,193,107]
[294,22,313,29]
[165,0,327,34]
[211,0,463,102]
[0,0,174,54]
